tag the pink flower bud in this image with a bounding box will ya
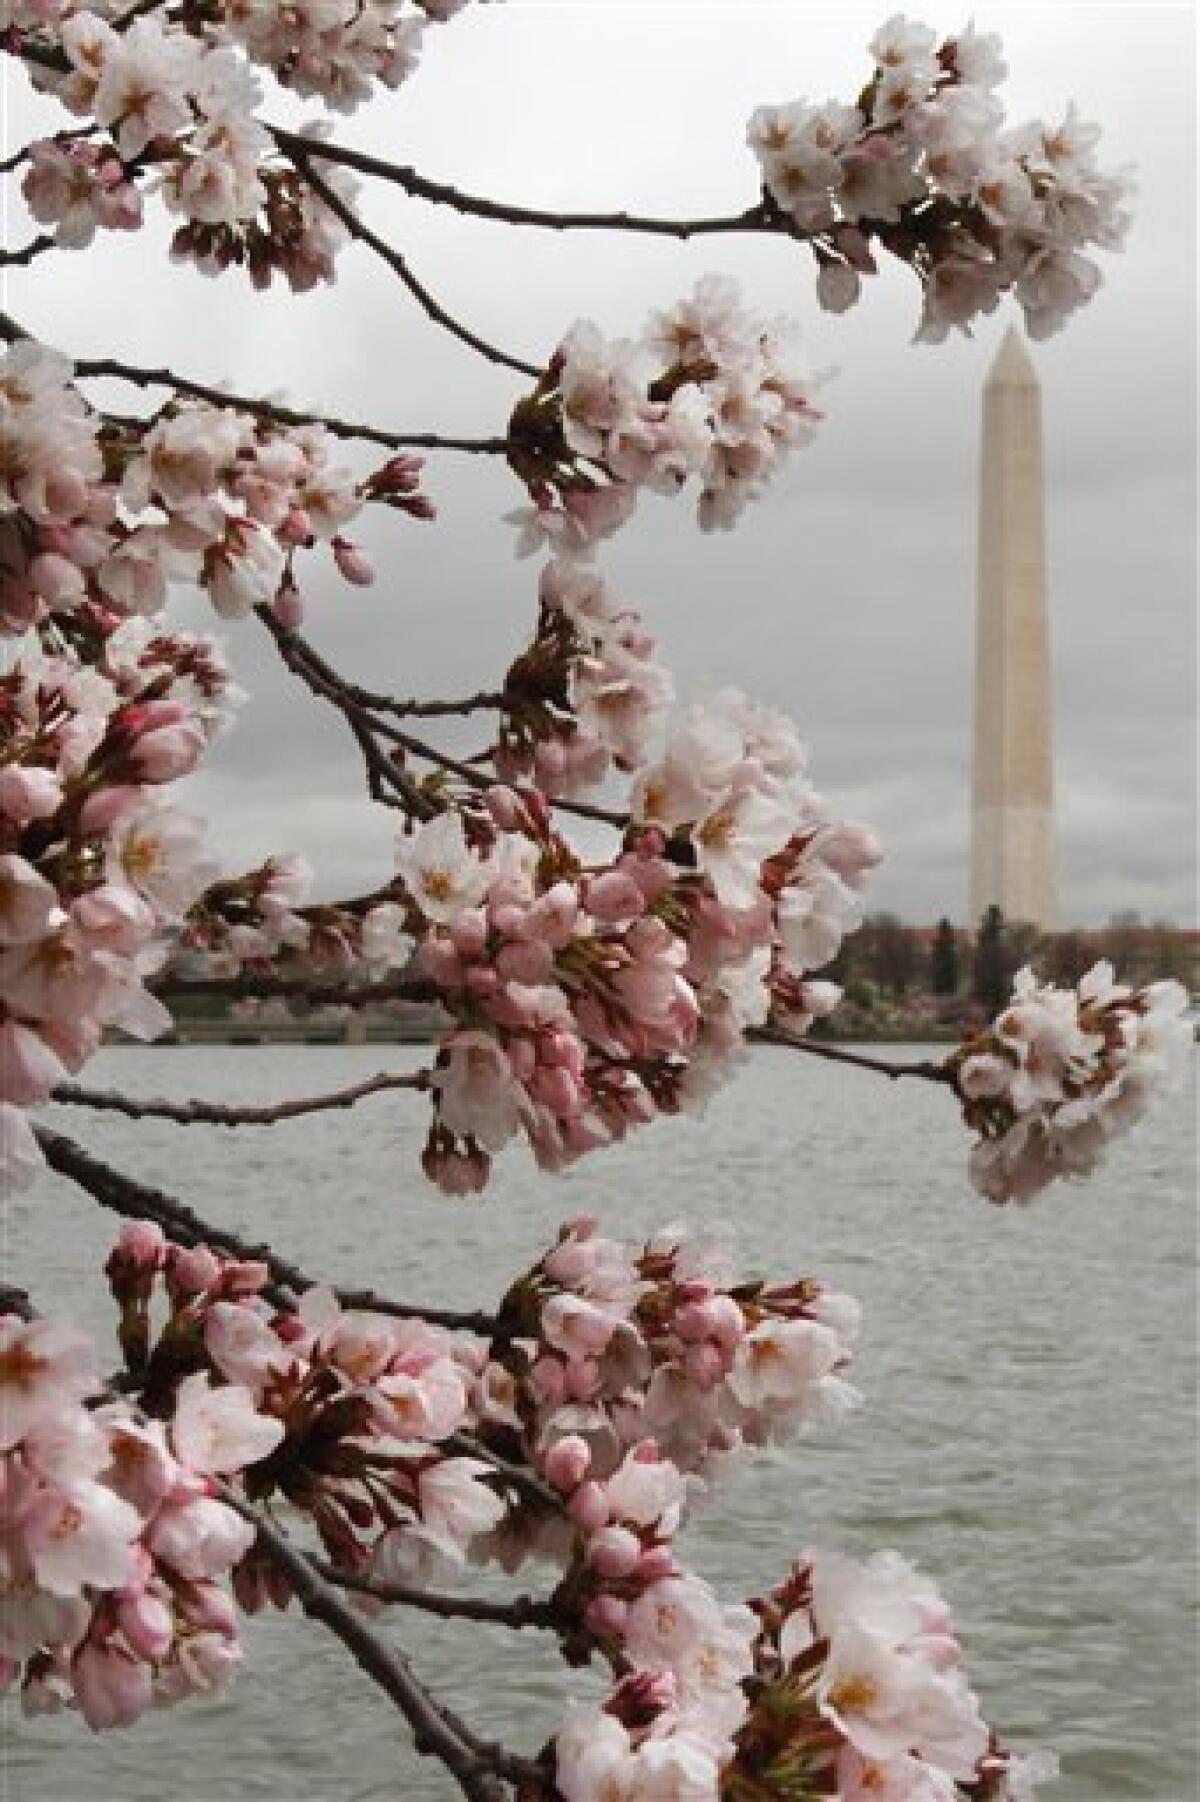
[78,785,141,834]
[0,765,63,825]
[278,508,313,546]
[529,1355,565,1405]
[449,909,489,959]
[684,1341,725,1389]
[272,585,305,631]
[584,1593,628,1638]
[169,1245,222,1294]
[633,1545,678,1585]
[332,539,375,587]
[568,1480,610,1533]
[562,1356,600,1401]
[464,964,499,999]
[543,1435,591,1493]
[116,1591,173,1661]
[586,871,646,923]
[29,552,85,606]
[72,1642,153,1731]
[528,1065,581,1117]
[488,902,526,941]
[482,785,523,830]
[496,941,552,985]
[114,1220,167,1273]
[587,1525,641,1580]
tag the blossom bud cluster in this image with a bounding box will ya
[747,14,1133,341]
[395,712,879,1192]
[477,1216,861,1516]
[553,1547,1056,1800]
[954,961,1191,1204]
[0,618,238,1193]
[0,1306,277,1730]
[104,1224,508,1597]
[2,340,429,636]
[508,275,826,554]
[176,852,412,980]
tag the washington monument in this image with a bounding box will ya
[969,326,1057,931]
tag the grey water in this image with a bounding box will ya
[5,1044,1197,1802]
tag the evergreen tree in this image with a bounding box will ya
[973,904,1010,1013]
[931,917,960,995]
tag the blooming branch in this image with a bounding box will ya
[52,1069,431,1127]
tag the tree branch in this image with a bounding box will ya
[311,1558,557,1632]
[52,1069,430,1127]
[749,1025,957,1084]
[279,140,542,379]
[269,126,787,243]
[216,1488,538,1801]
[1,234,55,266]
[33,1125,498,1334]
[0,306,509,456]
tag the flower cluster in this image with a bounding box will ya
[747,14,1133,340]
[495,559,675,799]
[953,962,1192,1204]
[0,618,239,1192]
[396,710,878,1192]
[475,1215,860,1528]
[507,276,826,551]
[102,1222,509,1598]
[0,1305,276,1730]
[553,1547,1054,1801]
[1,340,431,636]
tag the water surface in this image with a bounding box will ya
[6,1044,1196,1801]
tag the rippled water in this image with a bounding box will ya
[5,1045,1197,1801]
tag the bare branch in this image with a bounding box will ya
[216,1488,538,1801]
[279,140,542,379]
[0,306,509,455]
[33,1125,498,1334]
[52,1069,430,1127]
[311,1558,557,1632]
[749,1025,957,1085]
[269,125,787,244]
[1,234,55,266]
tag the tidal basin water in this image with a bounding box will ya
[6,1044,1197,1802]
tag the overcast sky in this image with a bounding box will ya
[7,1,1197,925]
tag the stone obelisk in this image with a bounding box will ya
[969,326,1057,930]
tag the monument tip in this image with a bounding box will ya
[985,322,1038,390]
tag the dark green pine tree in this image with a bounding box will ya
[930,917,960,995]
[972,904,1009,1014]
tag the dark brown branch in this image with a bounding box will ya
[750,1024,957,1084]
[52,1069,430,1127]
[1,234,55,266]
[254,603,440,819]
[269,126,787,244]
[311,1559,556,1631]
[280,141,542,380]
[33,1125,497,1334]
[217,1489,536,1801]
[0,303,508,455]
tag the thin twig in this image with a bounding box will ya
[1,234,55,266]
[269,126,785,243]
[311,1558,556,1631]
[52,1069,430,1127]
[0,305,509,455]
[216,1489,536,1801]
[749,1024,956,1084]
[281,142,542,379]
[33,1126,498,1334]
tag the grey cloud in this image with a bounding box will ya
[7,4,1195,923]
